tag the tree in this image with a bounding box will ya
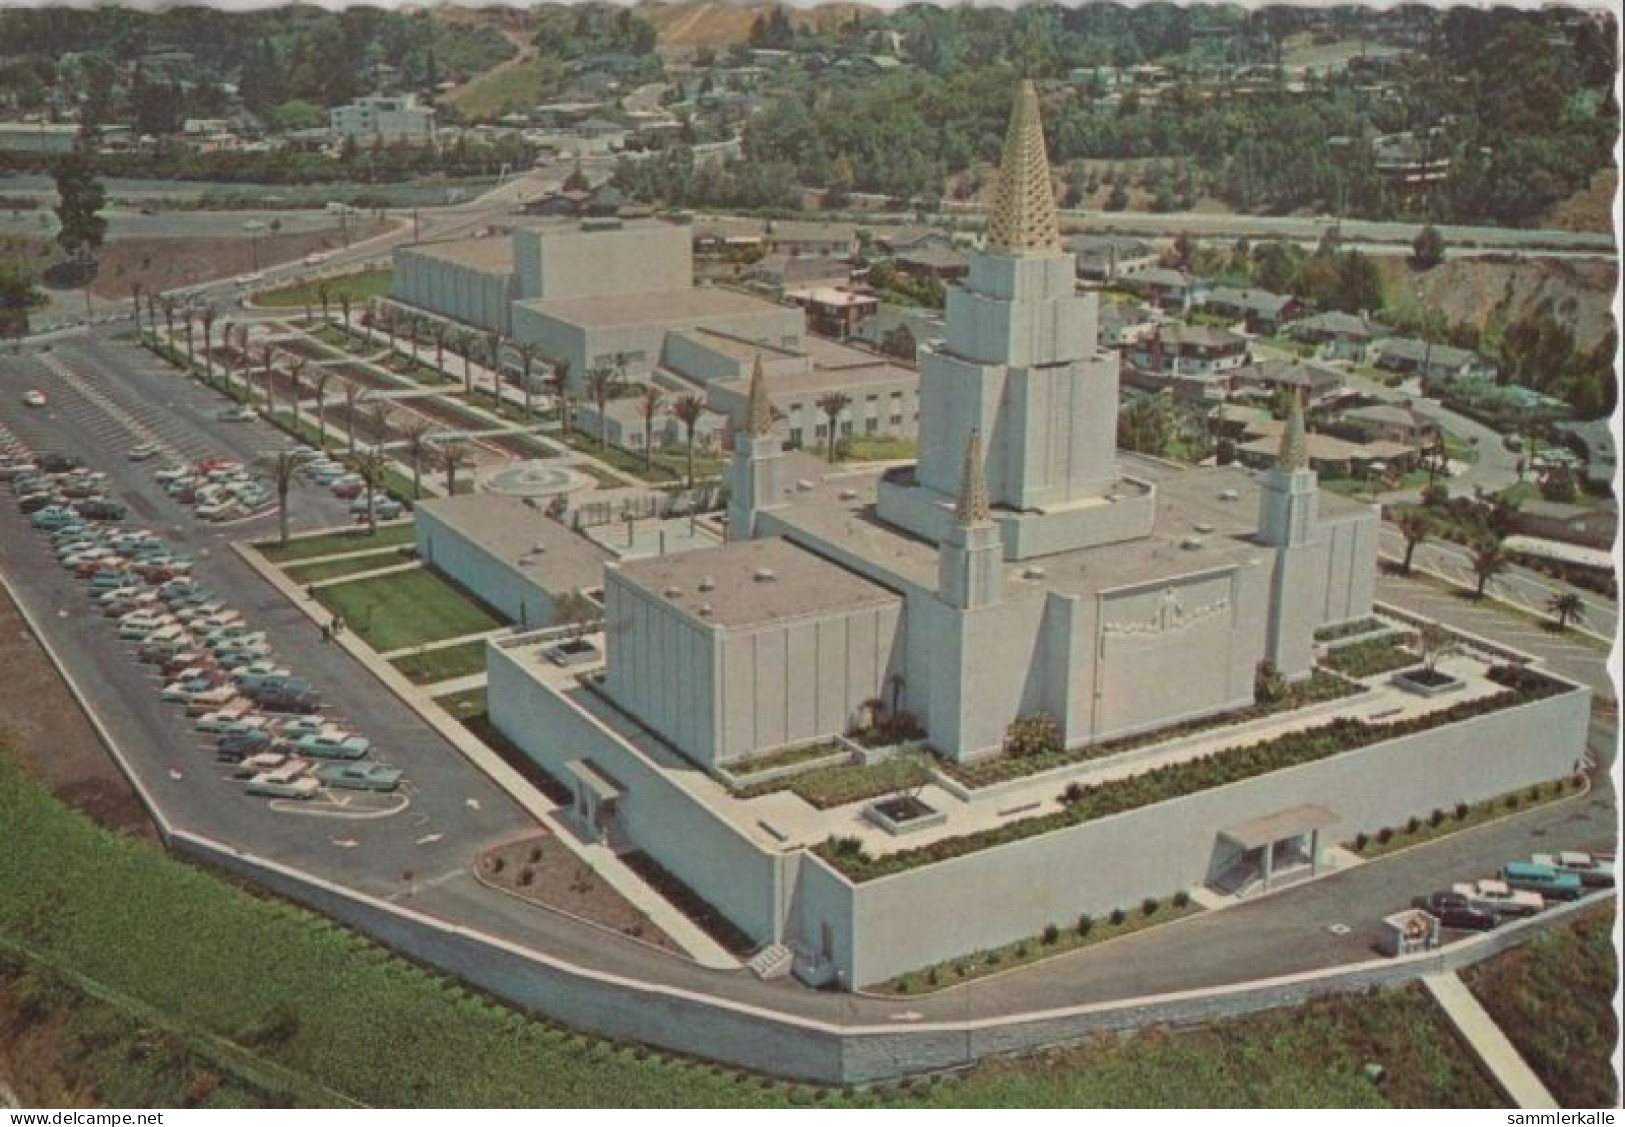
[454,329,475,396]
[400,419,434,500]
[258,345,277,416]
[313,371,334,450]
[52,154,106,261]
[436,437,472,495]
[200,306,216,385]
[485,331,505,407]
[431,321,448,374]
[1411,224,1446,270]
[639,384,665,470]
[671,394,707,489]
[1396,508,1431,575]
[366,400,394,451]
[0,257,41,342]
[270,452,299,548]
[1469,535,1509,599]
[316,279,331,323]
[879,324,916,362]
[339,293,352,335]
[351,448,388,533]
[284,357,307,424]
[1547,590,1585,632]
[344,383,361,456]
[514,342,540,419]
[816,391,851,463]
[1418,622,1460,675]
[129,280,144,337]
[585,365,617,451]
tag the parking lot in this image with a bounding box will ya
[0,330,538,902]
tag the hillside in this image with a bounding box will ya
[1544,167,1618,234]
[1381,254,1618,352]
[639,0,875,49]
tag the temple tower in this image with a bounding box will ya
[1258,391,1322,678]
[938,430,1004,610]
[726,356,785,541]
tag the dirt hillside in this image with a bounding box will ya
[1384,254,1617,351]
[640,0,874,49]
[1543,167,1617,235]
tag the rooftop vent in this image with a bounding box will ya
[1022,565,1046,580]
[754,567,777,583]
[698,576,715,593]
[839,488,858,501]
[1194,522,1215,534]
[663,585,684,599]
[697,604,713,618]
[796,479,814,492]
[1181,536,1204,550]
[1219,489,1239,502]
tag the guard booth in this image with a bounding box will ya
[1215,803,1338,894]
[564,757,623,846]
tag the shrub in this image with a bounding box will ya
[1061,782,1084,804]
[1506,793,1522,810]
[1014,943,1029,958]
[1076,914,1093,937]
[1376,827,1393,844]
[1406,815,1421,834]
[1354,831,1370,851]
[925,968,938,985]
[1042,923,1060,945]
[1454,801,1470,821]
[1429,808,1445,827]
[1004,713,1062,758]
[1173,890,1190,908]
[1109,907,1126,926]
[1141,897,1159,917]
[1527,784,1541,801]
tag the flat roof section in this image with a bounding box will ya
[402,236,515,275]
[418,493,612,595]
[611,536,901,629]
[517,286,789,329]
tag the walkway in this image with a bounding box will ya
[1423,972,1559,1109]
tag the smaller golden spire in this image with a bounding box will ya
[1278,389,1308,472]
[955,429,991,525]
[746,354,773,436]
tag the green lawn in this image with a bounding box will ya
[0,741,1505,1107]
[256,269,393,310]
[283,550,407,586]
[843,436,918,461]
[557,427,724,486]
[738,753,932,809]
[256,521,417,565]
[313,567,506,651]
[391,640,490,686]
[1462,906,1618,1108]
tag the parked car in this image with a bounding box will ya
[160,675,218,703]
[1501,862,1585,902]
[196,699,257,733]
[230,751,299,779]
[290,729,370,760]
[1530,851,1616,889]
[1422,891,1499,932]
[217,406,258,422]
[128,443,163,462]
[244,770,320,800]
[88,568,139,591]
[36,453,83,472]
[184,684,240,717]
[1452,880,1543,918]
[217,730,276,760]
[255,689,322,715]
[76,498,128,521]
[318,762,403,793]
[276,715,329,740]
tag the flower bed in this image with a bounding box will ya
[819,665,1570,882]
[939,670,1362,789]
[1321,634,1420,678]
[736,753,932,809]
[1314,616,1388,643]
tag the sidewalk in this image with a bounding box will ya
[1423,972,1559,1109]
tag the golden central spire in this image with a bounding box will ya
[746,353,773,436]
[955,429,991,525]
[984,80,1061,255]
[1278,389,1309,472]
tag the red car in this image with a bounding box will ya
[330,481,363,500]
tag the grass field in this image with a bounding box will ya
[391,640,489,686]
[256,522,417,565]
[1463,905,1618,1107]
[256,269,393,310]
[0,738,1508,1107]
[313,567,506,651]
[283,550,408,586]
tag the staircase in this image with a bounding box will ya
[747,943,794,981]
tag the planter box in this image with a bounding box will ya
[1392,668,1464,697]
[545,638,601,668]
[863,794,947,836]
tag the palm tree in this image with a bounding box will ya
[366,400,395,450]
[258,345,276,416]
[182,309,196,369]
[671,393,707,489]
[514,342,540,420]
[431,321,449,375]
[351,448,389,534]
[344,383,361,456]
[550,358,573,433]
[285,357,308,428]
[455,329,476,396]
[200,306,217,385]
[1547,590,1586,632]
[816,391,851,463]
[482,331,503,407]
[1396,508,1431,575]
[362,299,375,346]
[339,293,352,335]
[130,281,144,336]
[406,314,422,358]
[401,419,434,500]
[313,371,334,450]
[436,437,472,495]
[1469,534,1509,599]
[160,295,177,343]
[270,452,299,547]
[316,279,331,324]
[380,305,397,354]
[585,365,616,451]
[217,318,234,385]
[639,384,665,471]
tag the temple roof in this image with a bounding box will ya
[983,80,1062,255]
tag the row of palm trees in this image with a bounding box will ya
[1394,507,1588,631]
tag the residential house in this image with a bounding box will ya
[786,285,879,340]
[1289,310,1390,362]
[1229,358,1347,409]
[1199,287,1303,334]
[1338,403,1441,449]
[1508,499,1618,552]
[1372,337,1484,384]
[1130,322,1249,379]
[1068,234,1161,284]
[328,94,436,146]
[1097,300,1157,350]
[1121,267,1210,314]
[891,242,969,282]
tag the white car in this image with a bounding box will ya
[1452,880,1543,918]
[22,390,46,408]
